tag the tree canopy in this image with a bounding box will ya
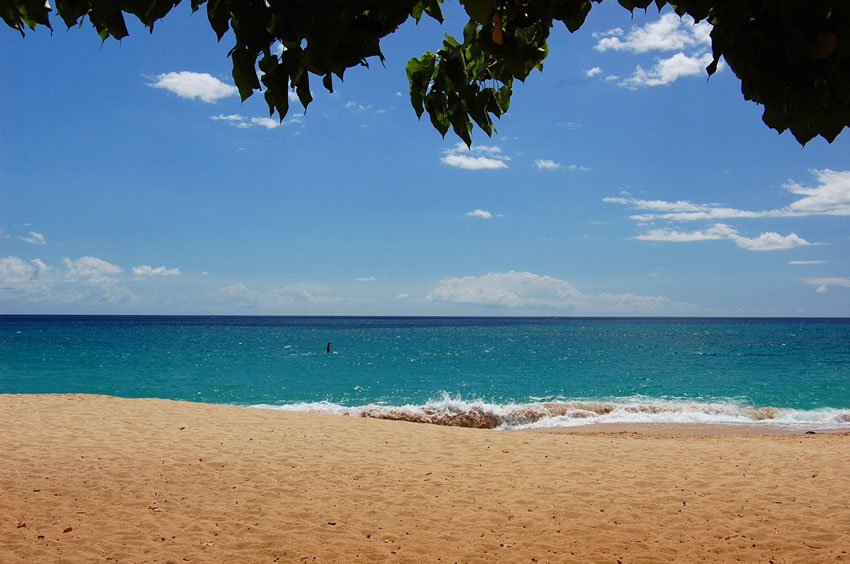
[3,0,849,145]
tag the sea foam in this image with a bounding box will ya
[250,393,850,430]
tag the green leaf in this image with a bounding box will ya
[412,0,443,23]
[261,64,290,119]
[406,52,436,118]
[19,0,52,30]
[231,47,260,101]
[295,72,313,110]
[55,0,89,28]
[258,53,278,74]
[459,0,491,25]
[206,0,230,41]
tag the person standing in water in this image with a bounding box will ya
[326,342,332,354]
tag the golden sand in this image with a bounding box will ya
[2,394,849,562]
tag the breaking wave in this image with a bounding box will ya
[251,393,850,430]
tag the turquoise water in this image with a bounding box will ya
[2,316,849,428]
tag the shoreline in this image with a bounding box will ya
[3,394,850,561]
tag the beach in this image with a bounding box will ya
[2,395,849,562]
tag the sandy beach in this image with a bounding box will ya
[2,395,849,562]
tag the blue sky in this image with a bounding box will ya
[1,2,849,316]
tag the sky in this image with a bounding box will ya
[1,3,849,316]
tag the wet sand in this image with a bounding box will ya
[2,394,849,562]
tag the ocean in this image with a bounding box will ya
[2,315,849,429]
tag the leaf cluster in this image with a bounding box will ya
[3,0,850,145]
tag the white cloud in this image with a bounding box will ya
[593,13,721,88]
[0,256,130,305]
[61,256,128,303]
[20,231,47,245]
[732,232,811,252]
[211,114,287,130]
[441,143,510,170]
[803,277,850,294]
[789,260,827,265]
[211,113,244,122]
[288,90,300,102]
[620,52,715,88]
[345,101,369,111]
[151,71,237,103]
[63,256,123,280]
[784,169,850,216]
[0,256,46,285]
[534,159,561,170]
[425,271,679,314]
[0,257,53,302]
[605,170,850,222]
[222,283,259,307]
[466,209,494,219]
[586,66,602,78]
[354,276,377,282]
[211,114,250,128]
[594,13,711,53]
[250,116,281,129]
[132,265,181,277]
[534,160,589,172]
[634,223,811,251]
[396,293,410,300]
[31,258,48,272]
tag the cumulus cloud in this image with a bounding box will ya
[534,159,561,170]
[605,170,850,222]
[0,257,52,303]
[634,223,811,251]
[585,66,603,78]
[534,160,589,172]
[20,231,47,245]
[620,52,715,88]
[211,114,288,129]
[250,117,281,129]
[466,209,494,219]
[592,13,721,88]
[803,277,850,294]
[151,71,237,103]
[62,256,128,303]
[211,114,251,128]
[425,271,680,314]
[0,256,47,285]
[441,142,510,170]
[132,265,181,277]
[594,13,711,54]
[344,101,370,111]
[789,260,827,265]
[784,169,850,216]
[63,256,123,280]
[0,256,131,305]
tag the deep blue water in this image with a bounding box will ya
[2,316,849,427]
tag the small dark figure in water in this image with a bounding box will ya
[326,342,332,354]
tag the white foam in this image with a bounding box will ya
[249,393,850,431]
